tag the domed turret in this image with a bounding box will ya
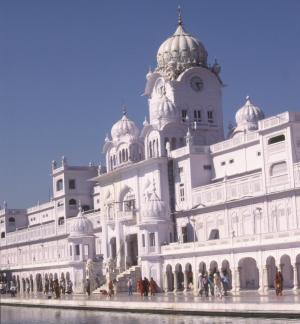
[157,95,177,122]
[156,8,208,80]
[235,96,264,133]
[111,108,140,142]
[69,205,94,238]
[142,181,168,223]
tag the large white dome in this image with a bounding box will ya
[111,111,139,142]
[156,14,207,79]
[69,208,94,238]
[235,96,264,132]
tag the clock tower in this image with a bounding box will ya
[143,10,224,154]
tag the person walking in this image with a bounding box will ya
[149,277,157,296]
[208,272,214,297]
[54,279,60,299]
[86,278,91,296]
[44,278,49,295]
[108,279,114,298]
[198,273,204,297]
[214,272,222,299]
[142,277,150,297]
[127,277,133,296]
[137,278,144,297]
[221,271,229,296]
[202,273,209,298]
[275,270,283,296]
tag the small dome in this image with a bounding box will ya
[111,110,139,142]
[69,207,94,237]
[156,13,207,79]
[235,96,264,132]
[142,182,168,223]
[157,95,177,121]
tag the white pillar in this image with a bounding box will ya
[174,271,178,293]
[163,272,168,293]
[183,270,188,292]
[235,267,240,294]
[293,263,298,291]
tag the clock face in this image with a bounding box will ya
[190,76,203,92]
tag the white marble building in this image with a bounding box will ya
[1,13,300,295]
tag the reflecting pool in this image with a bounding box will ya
[1,306,299,324]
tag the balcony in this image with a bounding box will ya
[118,209,136,223]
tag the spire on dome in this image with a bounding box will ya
[177,5,183,26]
[122,106,127,116]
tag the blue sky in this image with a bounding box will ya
[1,0,300,208]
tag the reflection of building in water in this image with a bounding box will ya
[1,11,300,295]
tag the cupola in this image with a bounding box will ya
[69,205,94,238]
[156,8,208,80]
[235,96,264,132]
[111,109,140,142]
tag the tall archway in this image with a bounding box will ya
[280,254,293,288]
[266,256,276,289]
[175,263,184,291]
[238,257,259,290]
[221,260,232,290]
[29,274,34,292]
[199,261,207,275]
[185,263,193,290]
[165,264,174,291]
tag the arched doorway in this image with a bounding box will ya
[266,256,276,289]
[175,264,184,291]
[185,263,193,290]
[221,260,232,290]
[199,261,207,275]
[280,254,293,289]
[36,273,43,292]
[29,274,34,292]
[165,265,174,291]
[238,257,259,290]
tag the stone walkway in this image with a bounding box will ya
[1,290,300,318]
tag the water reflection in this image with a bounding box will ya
[1,306,298,324]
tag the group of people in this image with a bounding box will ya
[0,280,17,297]
[44,277,73,299]
[198,271,229,299]
[136,277,157,297]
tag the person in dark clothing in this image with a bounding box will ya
[142,277,150,296]
[54,279,60,299]
[208,272,214,296]
[86,279,91,296]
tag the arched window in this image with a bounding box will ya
[58,217,64,225]
[149,142,153,158]
[208,229,220,240]
[125,149,128,161]
[268,134,285,145]
[153,139,157,157]
[69,199,77,206]
[270,161,287,176]
[1,232,5,238]
[110,156,113,170]
[122,149,125,162]
[113,155,116,166]
[8,217,15,223]
[56,179,63,191]
[123,190,135,212]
